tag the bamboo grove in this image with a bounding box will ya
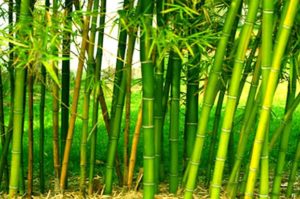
[0,0,299,198]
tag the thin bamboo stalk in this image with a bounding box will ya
[39,64,46,193]
[61,0,72,165]
[271,58,296,198]
[127,105,142,188]
[27,69,34,197]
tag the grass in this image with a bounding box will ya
[0,71,300,194]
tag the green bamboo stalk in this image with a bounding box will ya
[244,1,299,197]
[269,93,300,149]
[0,65,6,189]
[271,58,296,198]
[78,0,99,194]
[286,132,300,197]
[104,59,127,195]
[169,52,181,194]
[140,0,155,197]
[259,0,273,197]
[39,64,46,193]
[61,0,73,165]
[88,0,107,193]
[210,0,260,197]
[8,0,30,196]
[184,48,200,169]
[226,54,262,198]
[154,0,165,190]
[27,69,34,197]
[110,0,129,120]
[60,0,93,192]
[160,51,173,181]
[206,83,226,186]
[183,0,242,197]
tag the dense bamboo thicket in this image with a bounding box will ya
[0,0,299,198]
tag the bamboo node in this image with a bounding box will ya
[170,97,180,101]
[13,109,23,114]
[11,150,21,154]
[189,160,199,166]
[187,82,198,86]
[216,157,226,162]
[234,58,244,64]
[169,173,178,177]
[143,182,155,186]
[110,136,118,140]
[9,185,18,190]
[142,97,154,101]
[262,9,273,14]
[260,155,269,159]
[210,183,221,188]
[244,192,254,197]
[270,68,280,73]
[141,60,153,64]
[227,95,237,100]
[196,134,205,138]
[221,31,231,37]
[154,116,163,119]
[203,102,212,107]
[155,72,163,75]
[244,20,254,26]
[142,125,154,129]
[259,194,269,198]
[211,70,222,76]
[261,105,270,110]
[169,138,179,142]
[221,128,231,133]
[185,187,194,192]
[282,24,292,30]
[249,167,257,172]
[143,155,155,159]
[106,165,114,169]
[261,66,271,70]
[186,122,198,126]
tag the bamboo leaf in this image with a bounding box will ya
[42,61,60,87]
[0,36,28,48]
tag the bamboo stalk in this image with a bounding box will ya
[210,0,260,197]
[183,1,242,197]
[39,64,46,193]
[244,1,299,197]
[8,0,30,196]
[127,105,142,188]
[27,69,34,197]
[60,0,93,192]
[61,0,73,165]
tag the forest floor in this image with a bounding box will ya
[1,175,299,198]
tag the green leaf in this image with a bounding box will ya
[42,61,60,87]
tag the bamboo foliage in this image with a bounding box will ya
[0,0,299,198]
